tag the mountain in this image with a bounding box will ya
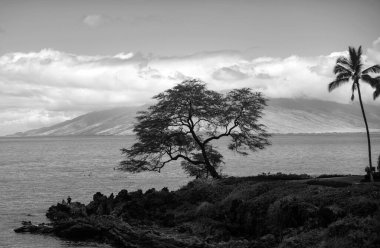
[11,106,146,137]
[262,98,380,133]
[10,98,380,136]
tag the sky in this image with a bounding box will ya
[0,0,380,135]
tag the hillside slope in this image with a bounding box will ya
[11,99,380,136]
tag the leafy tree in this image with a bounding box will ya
[180,145,223,178]
[328,46,380,182]
[120,79,270,179]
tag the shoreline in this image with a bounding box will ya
[3,131,380,138]
[14,174,380,248]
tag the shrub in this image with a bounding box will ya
[114,189,130,202]
[306,180,351,188]
[223,192,278,237]
[196,201,218,218]
[177,179,235,204]
[363,172,380,182]
[256,172,311,180]
[317,174,349,178]
[347,197,378,217]
[278,229,324,248]
[267,196,318,235]
[318,205,346,226]
[326,216,380,248]
[222,182,273,205]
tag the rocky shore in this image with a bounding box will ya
[15,174,380,248]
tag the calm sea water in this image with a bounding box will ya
[0,133,379,248]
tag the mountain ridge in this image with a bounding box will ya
[9,98,380,136]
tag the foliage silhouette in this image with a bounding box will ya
[328,46,380,182]
[120,79,270,178]
[180,145,223,178]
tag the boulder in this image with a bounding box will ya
[57,222,101,240]
[14,221,53,234]
[46,202,87,221]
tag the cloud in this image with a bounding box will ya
[212,66,249,81]
[82,14,110,28]
[0,43,379,135]
[372,37,380,47]
[367,36,380,64]
[255,73,273,80]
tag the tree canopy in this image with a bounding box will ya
[120,79,270,178]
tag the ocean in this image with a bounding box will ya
[0,133,379,247]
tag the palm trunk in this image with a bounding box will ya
[356,82,374,182]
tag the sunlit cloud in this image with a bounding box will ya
[212,66,249,81]
[367,36,380,64]
[82,14,110,28]
[0,39,379,135]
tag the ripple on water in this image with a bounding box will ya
[0,134,379,247]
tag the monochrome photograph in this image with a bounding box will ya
[0,0,380,247]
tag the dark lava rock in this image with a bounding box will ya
[57,222,101,240]
[46,202,87,221]
[14,221,53,234]
[86,192,107,215]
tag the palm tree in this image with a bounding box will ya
[328,46,380,182]
[373,82,380,100]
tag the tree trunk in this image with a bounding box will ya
[356,82,374,182]
[205,163,220,179]
[201,148,221,179]
[188,126,221,179]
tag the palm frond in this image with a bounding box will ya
[333,64,352,75]
[374,87,380,100]
[357,46,362,59]
[362,65,380,75]
[348,47,356,64]
[361,75,380,88]
[348,46,362,73]
[336,56,352,68]
[328,77,350,92]
[351,83,357,101]
[336,71,351,79]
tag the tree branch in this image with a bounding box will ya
[202,107,244,145]
[202,122,239,145]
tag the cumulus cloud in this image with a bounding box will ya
[1,43,380,135]
[83,14,110,28]
[212,66,249,81]
[367,36,380,64]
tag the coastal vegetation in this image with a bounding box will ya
[328,46,380,181]
[120,79,270,179]
[15,175,380,248]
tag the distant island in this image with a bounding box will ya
[9,98,380,137]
